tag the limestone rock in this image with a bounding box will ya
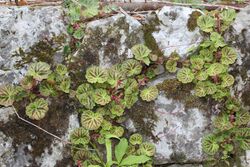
[78,14,144,68]
[0,6,66,84]
[153,6,203,57]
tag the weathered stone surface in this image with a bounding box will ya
[229,6,250,167]
[0,6,66,84]
[153,6,203,57]
[0,107,15,124]
[152,93,210,164]
[78,13,144,68]
[0,131,14,167]
[0,6,76,167]
[0,3,250,167]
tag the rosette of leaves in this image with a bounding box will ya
[124,78,139,95]
[107,69,125,88]
[81,110,103,130]
[212,86,230,101]
[93,89,111,106]
[202,134,219,155]
[85,66,107,84]
[221,47,237,65]
[110,126,124,138]
[165,59,177,73]
[235,110,250,126]
[121,59,142,77]
[59,77,71,93]
[196,71,208,81]
[206,63,224,76]
[139,142,156,157]
[129,133,143,146]
[0,84,19,107]
[235,128,250,150]
[39,82,57,97]
[177,68,194,83]
[56,64,68,76]
[221,74,234,87]
[140,86,159,102]
[73,28,85,40]
[27,62,52,81]
[213,113,233,131]
[190,56,204,70]
[204,81,217,95]
[101,119,112,131]
[25,98,49,120]
[20,76,36,90]
[145,68,156,79]
[67,4,81,22]
[79,0,99,18]
[123,92,139,109]
[197,15,215,32]
[194,82,206,97]
[131,44,151,65]
[76,83,95,109]
[210,32,226,48]
[225,98,241,112]
[70,127,90,145]
[110,103,125,117]
[199,49,213,63]
[220,9,236,31]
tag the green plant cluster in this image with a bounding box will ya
[165,8,250,165]
[171,9,238,101]
[202,98,250,165]
[64,0,117,52]
[0,62,71,120]
[70,44,160,166]
[0,42,159,166]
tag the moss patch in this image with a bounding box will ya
[156,79,208,111]
[170,152,187,163]
[12,35,66,69]
[142,14,164,57]
[187,11,202,32]
[0,95,75,166]
[127,100,159,142]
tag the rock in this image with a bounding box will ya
[78,13,144,68]
[0,131,14,167]
[152,93,210,164]
[0,6,66,84]
[0,5,75,167]
[0,107,15,124]
[153,6,203,57]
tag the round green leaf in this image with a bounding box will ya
[27,62,51,81]
[177,68,194,83]
[81,111,103,130]
[140,86,159,102]
[85,66,107,84]
[25,98,49,120]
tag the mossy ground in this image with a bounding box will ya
[142,13,164,57]
[156,79,209,111]
[12,35,67,69]
[127,100,159,142]
[0,95,75,166]
[187,11,202,32]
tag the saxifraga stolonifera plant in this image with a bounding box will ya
[0,43,160,166]
[165,8,250,165]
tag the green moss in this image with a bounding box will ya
[142,15,164,57]
[13,35,66,69]
[0,94,74,165]
[156,79,208,111]
[170,152,187,163]
[187,11,202,32]
[127,100,159,142]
